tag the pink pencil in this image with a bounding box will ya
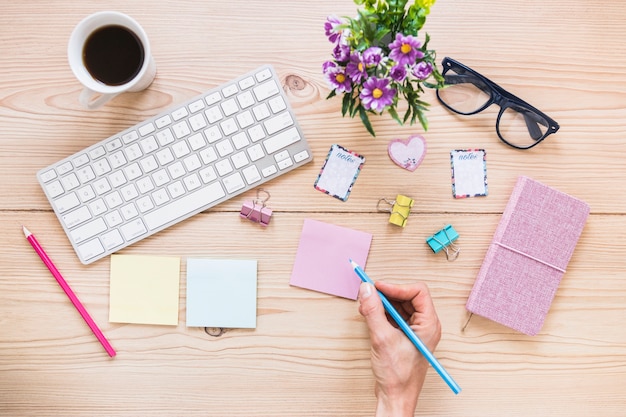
[22,226,116,357]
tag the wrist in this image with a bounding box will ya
[375,389,419,417]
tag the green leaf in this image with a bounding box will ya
[326,90,337,100]
[403,106,412,123]
[341,93,351,117]
[388,106,402,125]
[416,107,429,131]
[359,105,376,136]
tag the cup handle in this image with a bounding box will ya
[79,88,118,110]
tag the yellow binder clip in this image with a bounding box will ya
[377,195,414,227]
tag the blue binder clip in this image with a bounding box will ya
[426,224,460,261]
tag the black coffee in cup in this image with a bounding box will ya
[82,25,145,86]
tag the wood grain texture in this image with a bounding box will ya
[1,1,625,416]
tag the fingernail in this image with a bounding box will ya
[359,282,372,299]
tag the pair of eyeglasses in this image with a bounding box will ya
[436,57,560,149]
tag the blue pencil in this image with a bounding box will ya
[350,259,461,394]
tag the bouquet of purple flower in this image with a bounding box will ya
[323,0,444,136]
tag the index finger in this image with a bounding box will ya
[375,281,437,316]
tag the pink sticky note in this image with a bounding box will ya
[289,219,373,300]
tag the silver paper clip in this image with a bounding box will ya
[240,189,273,226]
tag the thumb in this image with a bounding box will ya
[358,283,391,336]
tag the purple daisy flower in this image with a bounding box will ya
[360,77,396,112]
[322,61,336,74]
[332,42,351,62]
[412,61,433,80]
[324,15,343,43]
[390,64,407,82]
[346,53,368,84]
[363,47,383,67]
[388,33,424,66]
[325,66,352,93]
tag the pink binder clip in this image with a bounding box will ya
[240,189,272,226]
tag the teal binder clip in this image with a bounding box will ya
[426,224,460,261]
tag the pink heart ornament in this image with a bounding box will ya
[387,135,427,172]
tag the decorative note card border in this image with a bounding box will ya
[450,149,488,198]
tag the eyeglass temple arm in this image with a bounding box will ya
[443,73,492,94]
[514,106,547,140]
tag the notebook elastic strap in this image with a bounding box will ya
[494,241,566,273]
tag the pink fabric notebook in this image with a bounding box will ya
[466,176,590,335]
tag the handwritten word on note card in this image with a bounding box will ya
[109,255,181,326]
[450,149,488,198]
[186,258,257,328]
[289,219,372,300]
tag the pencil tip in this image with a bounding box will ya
[22,225,30,237]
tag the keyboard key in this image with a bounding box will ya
[172,107,189,121]
[237,91,255,109]
[101,230,124,250]
[223,172,245,193]
[89,146,106,160]
[268,96,287,114]
[262,126,301,154]
[221,98,239,116]
[155,115,172,129]
[77,239,105,261]
[261,165,278,178]
[189,99,206,113]
[40,169,57,183]
[62,206,92,229]
[73,153,90,168]
[139,123,156,136]
[189,114,207,131]
[253,79,280,102]
[122,131,139,144]
[231,151,249,169]
[120,219,148,240]
[242,165,262,184]
[278,157,294,170]
[57,161,73,175]
[216,159,233,176]
[264,112,294,135]
[61,173,80,191]
[104,210,123,227]
[173,121,191,138]
[70,218,107,244]
[239,76,255,90]
[256,68,272,82]
[294,150,310,163]
[54,192,80,213]
[222,83,238,97]
[205,92,221,106]
[144,182,225,230]
[46,180,64,198]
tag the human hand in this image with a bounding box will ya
[358,281,441,417]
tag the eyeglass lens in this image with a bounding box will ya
[437,63,552,149]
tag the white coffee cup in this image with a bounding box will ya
[68,11,156,109]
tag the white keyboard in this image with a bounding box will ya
[37,65,313,264]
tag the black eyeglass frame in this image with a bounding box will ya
[436,57,560,150]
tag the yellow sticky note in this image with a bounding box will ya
[109,254,181,326]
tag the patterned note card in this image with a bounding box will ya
[314,144,365,201]
[450,149,487,198]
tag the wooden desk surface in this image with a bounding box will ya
[1,1,625,415]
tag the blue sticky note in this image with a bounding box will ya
[186,258,257,328]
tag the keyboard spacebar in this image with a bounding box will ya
[144,182,226,231]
